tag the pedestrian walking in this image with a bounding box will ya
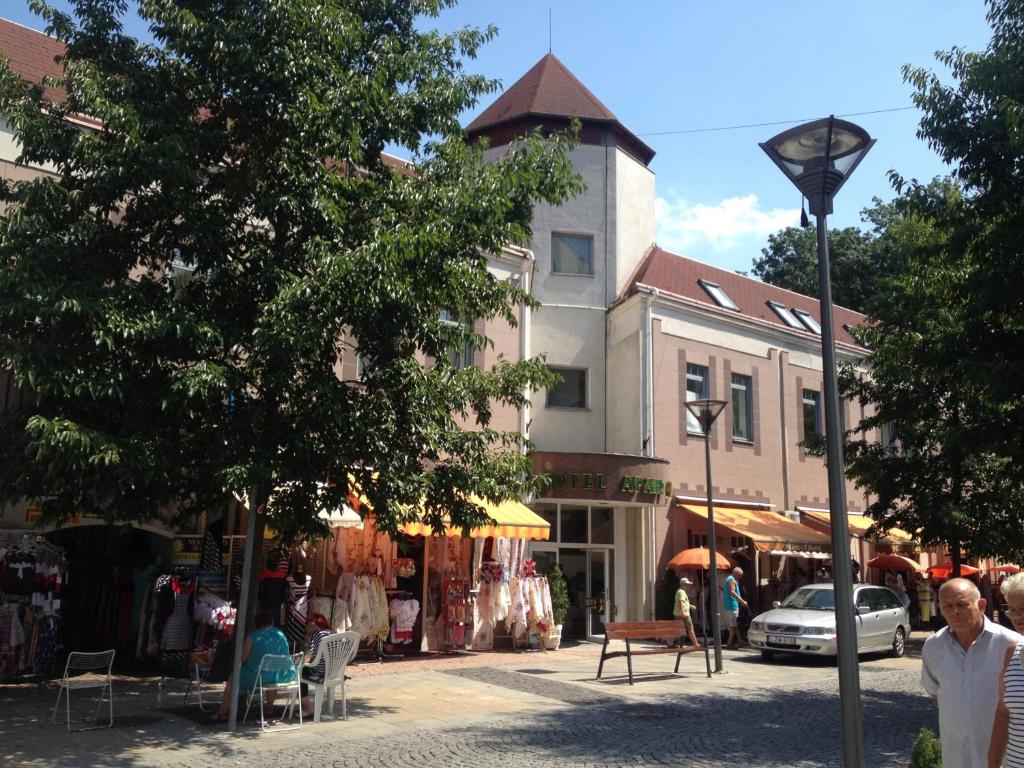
[987,572,1024,768]
[921,578,1020,767]
[673,577,699,647]
[722,567,748,649]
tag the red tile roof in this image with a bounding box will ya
[0,18,66,103]
[627,246,865,348]
[468,53,617,130]
[466,53,654,165]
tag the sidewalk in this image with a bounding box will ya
[0,635,927,768]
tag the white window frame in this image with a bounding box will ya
[685,363,709,435]
[439,310,475,370]
[731,373,753,443]
[546,366,588,410]
[792,308,822,335]
[698,279,740,311]
[767,300,804,330]
[551,232,594,276]
[803,389,822,437]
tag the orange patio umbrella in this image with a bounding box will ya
[990,564,1021,574]
[866,553,926,573]
[668,546,733,571]
[927,564,980,579]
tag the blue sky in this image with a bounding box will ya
[4,1,994,273]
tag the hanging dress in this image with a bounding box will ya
[284,573,310,650]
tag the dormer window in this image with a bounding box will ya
[698,279,739,311]
[767,300,804,330]
[792,309,822,334]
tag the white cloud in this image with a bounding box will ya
[655,193,798,254]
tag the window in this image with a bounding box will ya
[698,279,739,311]
[685,363,709,433]
[767,300,804,330]
[792,308,822,334]
[803,389,821,437]
[547,367,587,409]
[551,233,593,275]
[876,420,893,451]
[731,373,753,442]
[440,310,474,369]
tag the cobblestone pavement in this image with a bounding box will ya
[1,643,937,768]
[150,666,932,768]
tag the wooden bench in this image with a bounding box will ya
[597,620,711,685]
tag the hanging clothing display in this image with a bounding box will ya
[284,572,310,650]
[349,575,389,642]
[0,532,69,678]
[308,595,351,632]
[388,598,419,644]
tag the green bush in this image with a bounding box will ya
[909,727,942,768]
[542,562,570,627]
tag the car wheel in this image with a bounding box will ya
[760,650,774,661]
[890,626,906,658]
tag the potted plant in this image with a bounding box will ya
[541,562,570,649]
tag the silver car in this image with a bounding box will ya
[747,583,910,660]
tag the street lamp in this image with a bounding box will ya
[761,116,874,768]
[684,397,727,673]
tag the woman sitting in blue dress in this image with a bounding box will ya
[214,608,294,721]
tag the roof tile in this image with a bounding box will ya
[629,246,865,348]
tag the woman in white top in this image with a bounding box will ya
[989,572,1024,767]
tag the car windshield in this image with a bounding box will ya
[781,588,835,611]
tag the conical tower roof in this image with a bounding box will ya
[466,53,654,166]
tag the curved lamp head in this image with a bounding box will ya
[760,116,874,216]
[684,398,727,435]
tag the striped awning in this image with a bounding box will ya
[682,503,831,554]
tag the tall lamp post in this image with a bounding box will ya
[684,398,727,673]
[760,116,875,768]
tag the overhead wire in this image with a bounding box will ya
[636,106,917,137]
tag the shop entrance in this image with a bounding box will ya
[530,504,614,641]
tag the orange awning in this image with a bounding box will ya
[804,510,914,544]
[682,503,831,554]
[399,494,551,541]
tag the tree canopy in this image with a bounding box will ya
[839,0,1024,566]
[0,0,582,539]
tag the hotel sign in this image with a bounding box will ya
[621,476,673,495]
[530,451,671,504]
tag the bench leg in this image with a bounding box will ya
[674,651,683,674]
[704,644,712,678]
[625,639,634,685]
[596,636,609,680]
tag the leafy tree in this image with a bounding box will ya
[750,225,878,313]
[0,0,582,540]
[839,0,1024,568]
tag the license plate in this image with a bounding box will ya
[767,635,797,646]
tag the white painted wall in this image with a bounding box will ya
[528,304,606,452]
[607,298,643,454]
[612,149,655,300]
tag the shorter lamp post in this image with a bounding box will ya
[684,397,727,672]
[760,116,874,768]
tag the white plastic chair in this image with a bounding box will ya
[243,652,303,732]
[300,631,359,722]
[51,649,115,731]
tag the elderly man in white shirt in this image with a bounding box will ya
[922,577,1021,767]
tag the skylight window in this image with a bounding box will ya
[767,300,804,330]
[698,279,739,311]
[792,309,822,334]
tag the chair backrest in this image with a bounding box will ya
[255,653,299,686]
[63,649,115,679]
[315,632,360,684]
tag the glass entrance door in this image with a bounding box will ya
[587,549,611,639]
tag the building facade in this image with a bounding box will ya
[466,53,886,638]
